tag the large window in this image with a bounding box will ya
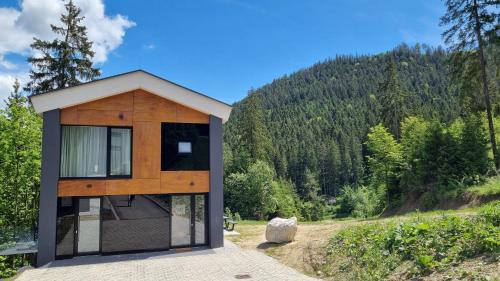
[161,123,209,170]
[60,126,132,178]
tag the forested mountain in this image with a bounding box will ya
[224,44,462,196]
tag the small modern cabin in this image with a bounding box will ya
[30,70,232,266]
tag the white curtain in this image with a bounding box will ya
[110,128,131,176]
[60,126,107,177]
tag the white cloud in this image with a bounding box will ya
[0,0,135,65]
[0,0,135,101]
[143,43,156,50]
[0,72,29,106]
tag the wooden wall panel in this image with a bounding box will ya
[160,171,209,193]
[105,179,160,195]
[133,121,161,179]
[176,104,209,124]
[133,90,176,122]
[77,92,134,111]
[57,90,213,197]
[58,180,106,196]
[60,106,78,124]
[77,109,133,126]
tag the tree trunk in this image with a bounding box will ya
[472,0,499,169]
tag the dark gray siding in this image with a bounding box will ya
[209,115,224,248]
[37,109,60,267]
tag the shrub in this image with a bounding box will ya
[479,201,500,226]
[323,203,500,280]
[336,185,384,218]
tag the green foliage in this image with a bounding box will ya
[336,185,385,218]
[324,202,500,280]
[299,197,327,221]
[25,0,100,95]
[465,175,500,196]
[269,179,301,218]
[365,124,402,187]
[363,115,491,213]
[300,168,320,201]
[224,160,302,220]
[237,93,273,163]
[378,59,409,140]
[478,201,500,226]
[0,81,41,243]
[0,256,17,279]
[441,0,500,168]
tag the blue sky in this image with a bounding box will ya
[0,0,446,104]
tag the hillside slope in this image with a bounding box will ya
[224,44,461,195]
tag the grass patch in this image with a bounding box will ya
[465,175,500,197]
[319,201,500,281]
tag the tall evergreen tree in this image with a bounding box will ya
[24,0,100,95]
[0,80,42,237]
[440,0,500,168]
[239,92,273,163]
[378,59,408,141]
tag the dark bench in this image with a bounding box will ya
[225,219,238,231]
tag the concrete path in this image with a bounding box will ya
[17,241,317,281]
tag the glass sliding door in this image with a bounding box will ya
[56,197,76,257]
[171,195,192,247]
[194,195,206,245]
[171,194,207,247]
[77,198,101,254]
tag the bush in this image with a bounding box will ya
[336,185,384,218]
[299,198,327,221]
[0,255,28,279]
[225,161,303,220]
[322,203,500,280]
[268,179,301,219]
[479,201,500,226]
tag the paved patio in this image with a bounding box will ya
[16,241,317,281]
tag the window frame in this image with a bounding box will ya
[59,125,133,180]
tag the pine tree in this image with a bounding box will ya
[440,0,500,168]
[378,59,408,141]
[239,92,273,163]
[24,0,100,95]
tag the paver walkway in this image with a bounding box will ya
[17,241,318,281]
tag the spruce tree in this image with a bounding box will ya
[239,92,273,163]
[378,59,408,141]
[440,0,500,168]
[25,0,100,95]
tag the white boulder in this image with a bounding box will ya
[265,216,298,243]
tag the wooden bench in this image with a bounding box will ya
[225,219,238,231]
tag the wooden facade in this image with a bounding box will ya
[58,89,210,197]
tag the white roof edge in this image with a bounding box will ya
[30,71,233,123]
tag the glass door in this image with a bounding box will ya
[171,195,191,247]
[77,198,101,254]
[170,194,207,247]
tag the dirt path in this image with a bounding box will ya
[226,220,354,277]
